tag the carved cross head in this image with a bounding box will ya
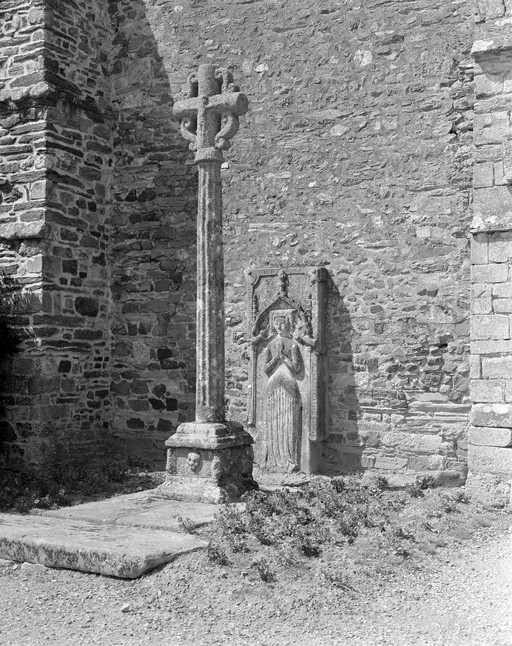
[173,64,249,163]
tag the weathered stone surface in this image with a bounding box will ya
[471,403,512,428]
[469,425,512,447]
[465,471,511,507]
[0,514,206,579]
[482,356,512,378]
[468,444,512,474]
[471,314,509,340]
[43,490,217,531]
[471,379,504,402]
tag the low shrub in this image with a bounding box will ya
[210,475,403,563]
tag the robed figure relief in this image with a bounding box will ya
[260,310,303,472]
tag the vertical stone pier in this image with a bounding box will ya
[156,65,257,503]
[468,33,512,506]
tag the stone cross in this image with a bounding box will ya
[156,64,256,503]
[174,64,248,422]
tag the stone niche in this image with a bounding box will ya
[246,266,328,475]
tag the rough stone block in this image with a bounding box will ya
[471,315,509,340]
[471,264,508,284]
[471,379,503,402]
[471,284,492,314]
[471,234,489,265]
[482,356,512,378]
[494,299,512,313]
[488,233,512,262]
[475,72,503,99]
[373,456,408,470]
[473,161,494,188]
[470,355,482,379]
[468,444,512,474]
[476,0,506,20]
[472,188,512,231]
[465,472,511,508]
[474,111,508,145]
[494,161,508,186]
[471,403,512,428]
[471,340,512,354]
[493,283,512,298]
[469,425,512,447]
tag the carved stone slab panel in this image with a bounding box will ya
[246,266,328,474]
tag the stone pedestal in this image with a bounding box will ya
[157,422,257,504]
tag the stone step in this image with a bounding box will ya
[0,513,207,579]
[42,489,218,531]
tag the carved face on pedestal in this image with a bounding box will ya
[187,451,201,473]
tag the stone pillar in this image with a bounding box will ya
[156,65,257,503]
[467,33,512,507]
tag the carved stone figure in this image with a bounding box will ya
[246,266,329,475]
[187,451,201,473]
[261,310,303,471]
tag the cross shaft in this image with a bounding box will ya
[174,64,248,422]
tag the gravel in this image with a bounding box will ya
[0,515,510,646]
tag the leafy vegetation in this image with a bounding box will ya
[0,464,164,513]
[205,474,493,588]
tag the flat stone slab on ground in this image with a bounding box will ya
[42,489,218,531]
[0,513,207,579]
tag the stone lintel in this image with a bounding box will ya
[165,421,254,450]
[469,425,512,447]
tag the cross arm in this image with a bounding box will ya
[173,92,249,120]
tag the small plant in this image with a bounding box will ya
[319,565,354,591]
[393,525,415,541]
[207,540,230,566]
[439,492,460,514]
[252,557,276,583]
[451,489,470,504]
[406,483,425,498]
[415,475,436,490]
[177,516,196,534]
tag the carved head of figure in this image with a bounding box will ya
[271,310,294,338]
[187,451,201,473]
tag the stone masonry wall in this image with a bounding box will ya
[0,0,48,470]
[0,0,115,470]
[0,0,492,479]
[132,0,474,478]
[468,3,512,505]
[108,0,198,466]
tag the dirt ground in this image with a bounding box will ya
[0,502,510,646]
